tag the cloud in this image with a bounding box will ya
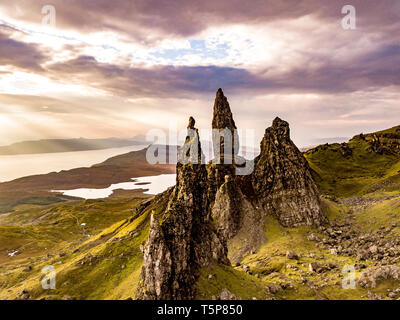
[0,1,399,148]
[44,44,400,99]
[1,0,399,44]
[0,25,46,72]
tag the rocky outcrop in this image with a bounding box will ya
[358,265,400,288]
[252,117,328,227]
[207,89,238,202]
[137,118,229,300]
[137,89,327,300]
[138,215,172,299]
[211,175,243,240]
[367,133,400,155]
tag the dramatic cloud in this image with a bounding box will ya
[1,0,399,42]
[44,45,400,98]
[0,1,399,146]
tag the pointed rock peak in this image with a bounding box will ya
[272,117,289,128]
[254,117,328,227]
[187,116,195,129]
[267,117,290,141]
[211,89,239,163]
[179,116,204,165]
[212,88,236,130]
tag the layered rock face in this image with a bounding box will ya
[137,118,229,300]
[252,117,328,227]
[211,174,265,264]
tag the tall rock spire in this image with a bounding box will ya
[212,88,239,164]
[178,116,204,165]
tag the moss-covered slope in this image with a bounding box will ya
[305,126,400,197]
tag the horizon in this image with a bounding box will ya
[0,1,399,147]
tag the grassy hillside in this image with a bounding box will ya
[0,196,157,300]
[195,196,400,300]
[3,191,400,300]
[305,125,400,197]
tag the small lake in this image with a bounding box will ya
[0,145,148,182]
[53,174,177,199]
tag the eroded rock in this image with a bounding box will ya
[252,117,328,227]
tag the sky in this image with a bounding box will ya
[0,0,399,148]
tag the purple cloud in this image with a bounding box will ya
[0,25,45,71]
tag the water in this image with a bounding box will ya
[53,174,177,199]
[0,145,148,182]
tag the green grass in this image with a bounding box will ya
[305,136,400,197]
[355,196,400,235]
[196,264,270,300]
[0,193,71,214]
[0,197,153,300]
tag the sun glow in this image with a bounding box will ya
[0,70,107,97]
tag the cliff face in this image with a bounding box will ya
[137,89,327,300]
[211,174,265,265]
[252,117,328,227]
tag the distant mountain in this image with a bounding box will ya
[0,137,147,155]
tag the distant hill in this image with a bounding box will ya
[305,125,400,197]
[0,145,176,213]
[0,137,147,155]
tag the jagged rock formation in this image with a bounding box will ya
[368,133,400,155]
[137,118,229,300]
[211,175,242,240]
[137,89,327,300]
[252,117,328,227]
